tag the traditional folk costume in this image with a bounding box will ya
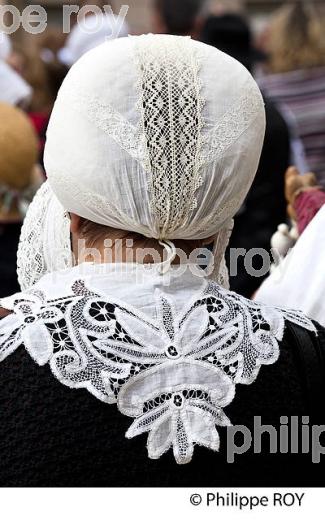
[0,36,324,486]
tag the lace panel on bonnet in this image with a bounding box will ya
[134,35,205,237]
[16,35,264,291]
[17,182,72,291]
[0,279,316,464]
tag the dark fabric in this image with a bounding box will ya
[0,321,324,487]
[227,98,290,298]
[289,321,324,418]
[0,223,21,298]
[28,112,50,171]
[200,14,266,72]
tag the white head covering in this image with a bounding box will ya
[58,12,129,66]
[0,32,12,60]
[0,59,32,107]
[3,37,319,467]
[255,204,325,326]
[17,34,265,290]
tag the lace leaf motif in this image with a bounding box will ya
[0,279,316,464]
[59,82,148,167]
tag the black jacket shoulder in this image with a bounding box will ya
[0,320,324,486]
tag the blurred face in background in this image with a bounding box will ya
[264,2,325,73]
[152,0,205,38]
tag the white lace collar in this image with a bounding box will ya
[0,264,317,464]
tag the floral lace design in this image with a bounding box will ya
[0,279,316,464]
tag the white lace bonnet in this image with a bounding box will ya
[17,34,265,290]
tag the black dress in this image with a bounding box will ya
[0,223,22,298]
[0,319,324,487]
[227,98,290,298]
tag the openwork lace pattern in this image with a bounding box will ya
[16,182,72,290]
[0,279,316,464]
[134,35,205,237]
[17,36,265,291]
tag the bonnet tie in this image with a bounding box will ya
[158,239,177,275]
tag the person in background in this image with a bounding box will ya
[201,14,290,297]
[37,28,69,109]
[259,1,325,187]
[0,58,32,108]
[1,32,32,107]
[7,38,68,169]
[209,0,243,16]
[8,43,53,113]
[255,167,325,326]
[58,1,129,67]
[285,166,325,235]
[152,0,207,38]
[0,103,39,298]
[0,31,11,61]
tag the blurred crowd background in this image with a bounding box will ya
[1,0,325,298]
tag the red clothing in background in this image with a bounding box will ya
[295,188,325,234]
